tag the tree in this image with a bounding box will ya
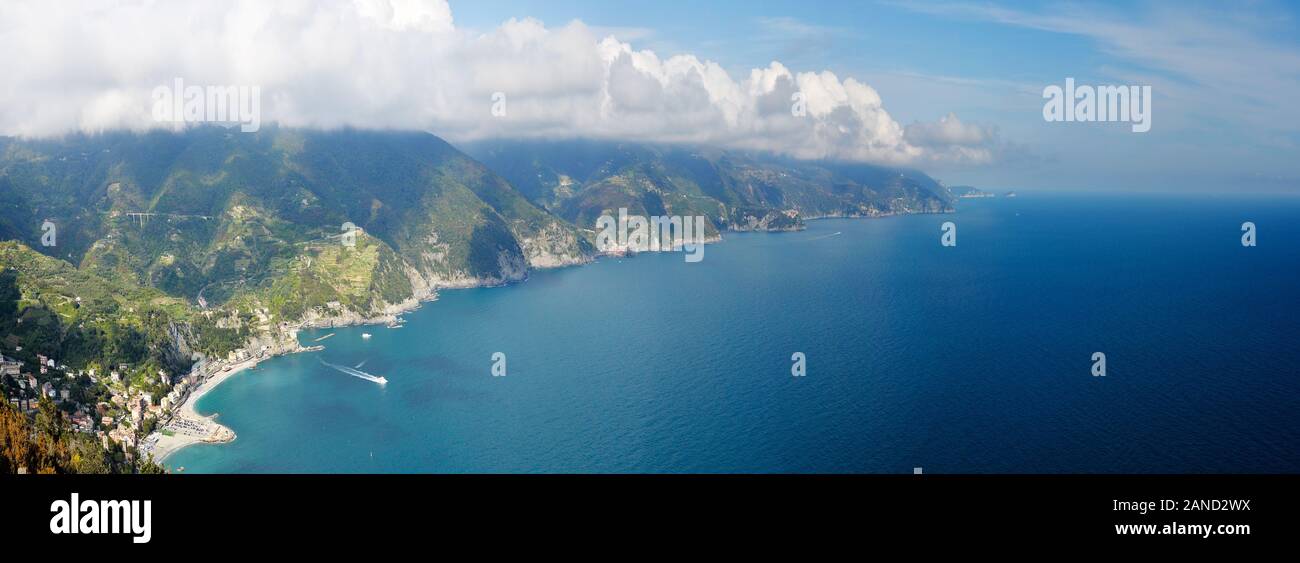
[34,396,64,442]
[0,270,19,326]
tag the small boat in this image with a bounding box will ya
[361,333,372,339]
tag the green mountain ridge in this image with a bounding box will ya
[462,139,954,235]
[0,128,593,321]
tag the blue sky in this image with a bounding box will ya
[453,0,1300,192]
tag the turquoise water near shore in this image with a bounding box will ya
[167,192,1300,473]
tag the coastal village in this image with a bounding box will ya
[2,291,394,472]
[0,304,316,470]
[0,344,255,470]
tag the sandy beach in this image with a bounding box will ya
[147,356,264,464]
[142,298,424,467]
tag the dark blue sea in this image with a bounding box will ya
[167,192,1300,473]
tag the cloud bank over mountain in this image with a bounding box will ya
[0,0,999,165]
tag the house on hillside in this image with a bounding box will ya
[0,355,22,377]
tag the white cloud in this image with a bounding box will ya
[904,112,1002,164]
[0,0,986,165]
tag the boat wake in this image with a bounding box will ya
[319,358,388,385]
[805,231,842,241]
